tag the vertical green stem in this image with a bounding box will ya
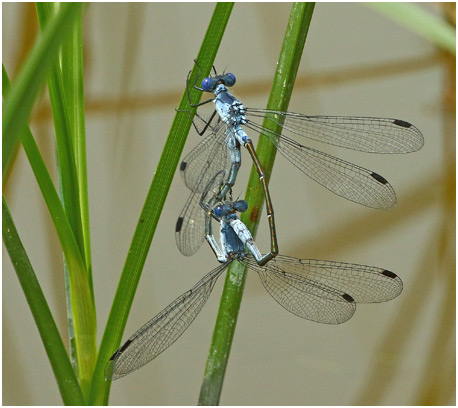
[62,5,93,290]
[198,3,315,405]
[36,3,96,398]
[61,4,93,371]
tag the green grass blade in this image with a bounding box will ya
[198,3,315,405]
[35,3,96,398]
[3,60,95,401]
[36,3,94,374]
[36,2,82,376]
[62,6,93,291]
[2,2,83,175]
[2,197,85,405]
[63,4,93,372]
[36,3,85,257]
[88,3,234,405]
[366,3,456,55]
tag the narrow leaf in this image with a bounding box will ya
[2,196,85,405]
[3,2,83,174]
[35,4,96,397]
[3,60,96,400]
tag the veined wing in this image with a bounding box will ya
[247,121,397,209]
[245,109,424,153]
[241,257,356,325]
[265,255,403,303]
[180,121,230,193]
[176,171,226,256]
[105,261,230,380]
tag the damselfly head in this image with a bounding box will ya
[201,73,236,92]
[213,200,247,218]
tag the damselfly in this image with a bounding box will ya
[106,175,403,380]
[176,66,423,258]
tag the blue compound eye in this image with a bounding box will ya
[223,73,236,87]
[234,200,248,213]
[213,205,224,217]
[201,77,213,92]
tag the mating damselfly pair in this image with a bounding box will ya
[105,64,423,381]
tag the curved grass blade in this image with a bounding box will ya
[2,2,83,174]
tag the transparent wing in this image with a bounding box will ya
[245,109,424,153]
[175,171,226,256]
[266,255,403,303]
[180,121,230,193]
[241,257,356,325]
[105,262,230,380]
[245,120,397,210]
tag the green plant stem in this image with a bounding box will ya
[4,58,94,408]
[62,5,92,374]
[3,61,94,400]
[36,3,85,258]
[198,3,315,405]
[2,197,85,405]
[2,2,82,175]
[62,6,93,293]
[36,4,92,378]
[35,4,96,398]
[89,3,234,405]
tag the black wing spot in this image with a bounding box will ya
[342,293,355,303]
[180,161,187,171]
[393,119,411,128]
[109,339,132,361]
[118,339,132,354]
[176,217,184,232]
[381,269,397,279]
[371,172,388,185]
